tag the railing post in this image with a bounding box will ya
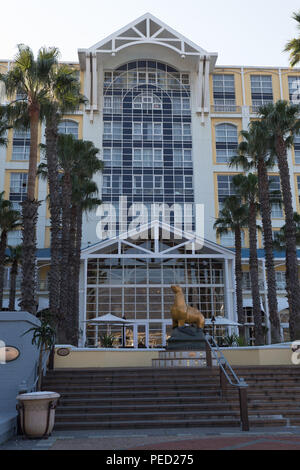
[239,381,249,432]
[205,340,212,368]
[219,361,227,399]
[49,346,55,371]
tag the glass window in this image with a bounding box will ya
[213,75,236,111]
[217,175,238,212]
[9,173,28,210]
[288,76,300,103]
[215,124,238,163]
[7,230,22,246]
[58,120,79,138]
[269,176,283,218]
[12,129,30,161]
[251,75,273,110]
[294,133,300,164]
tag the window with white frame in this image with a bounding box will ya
[275,271,286,290]
[294,133,300,164]
[133,148,163,167]
[103,121,122,140]
[220,230,245,248]
[173,123,191,141]
[12,129,30,160]
[9,173,28,210]
[133,93,162,111]
[288,76,300,103]
[173,149,193,168]
[217,174,238,212]
[215,124,238,163]
[172,97,191,114]
[133,122,142,140]
[103,148,122,167]
[58,120,79,139]
[102,175,121,194]
[251,75,273,110]
[133,175,163,194]
[269,176,283,218]
[103,95,122,114]
[213,75,236,111]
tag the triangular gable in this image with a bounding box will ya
[81,220,234,258]
[79,13,216,59]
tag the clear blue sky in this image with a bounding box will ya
[1,0,300,67]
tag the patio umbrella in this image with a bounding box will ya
[85,314,134,347]
[85,313,132,325]
[205,316,241,326]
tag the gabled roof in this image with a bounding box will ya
[81,219,234,258]
[78,12,217,64]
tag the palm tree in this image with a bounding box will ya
[232,173,264,345]
[5,245,22,311]
[0,44,60,315]
[214,195,248,340]
[259,101,300,341]
[230,120,281,343]
[0,194,20,309]
[284,11,300,67]
[44,65,85,323]
[70,179,102,345]
[39,135,102,344]
[0,106,11,146]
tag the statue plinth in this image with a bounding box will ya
[166,326,206,351]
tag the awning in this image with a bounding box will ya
[85,314,134,325]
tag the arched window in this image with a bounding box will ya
[215,124,238,164]
[133,92,162,110]
[58,120,79,139]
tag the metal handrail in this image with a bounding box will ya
[205,335,248,389]
[205,334,249,431]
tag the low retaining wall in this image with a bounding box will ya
[54,344,295,369]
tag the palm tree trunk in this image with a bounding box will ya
[59,171,72,343]
[257,158,281,343]
[0,231,7,309]
[9,259,18,311]
[21,105,40,315]
[276,137,300,341]
[20,200,39,314]
[73,205,83,345]
[67,204,77,344]
[234,226,245,341]
[248,201,264,345]
[45,114,61,326]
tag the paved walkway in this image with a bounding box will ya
[2,427,300,451]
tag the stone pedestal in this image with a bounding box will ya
[166,326,206,351]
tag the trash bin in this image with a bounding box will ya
[17,391,60,439]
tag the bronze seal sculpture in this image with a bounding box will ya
[170,285,205,330]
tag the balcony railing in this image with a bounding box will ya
[211,105,242,114]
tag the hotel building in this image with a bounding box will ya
[0,13,299,347]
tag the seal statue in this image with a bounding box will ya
[170,285,205,330]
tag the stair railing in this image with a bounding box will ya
[205,334,249,432]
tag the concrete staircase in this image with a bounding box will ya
[42,366,300,430]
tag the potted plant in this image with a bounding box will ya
[17,319,60,439]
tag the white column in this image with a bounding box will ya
[203,56,210,113]
[85,53,91,111]
[92,53,98,111]
[197,59,204,110]
[82,258,88,347]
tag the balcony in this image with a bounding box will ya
[211,105,242,114]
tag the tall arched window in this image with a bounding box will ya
[215,124,238,164]
[58,120,79,139]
